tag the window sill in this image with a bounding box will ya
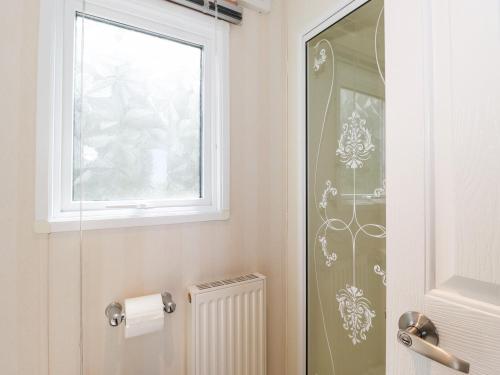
[34,209,230,233]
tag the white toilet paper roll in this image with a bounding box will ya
[124,294,164,338]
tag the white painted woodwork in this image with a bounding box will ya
[387,0,500,374]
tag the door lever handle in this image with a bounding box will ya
[398,312,470,373]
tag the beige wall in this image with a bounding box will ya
[0,1,49,374]
[283,1,345,375]
[1,1,286,374]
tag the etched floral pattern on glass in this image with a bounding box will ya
[307,1,386,374]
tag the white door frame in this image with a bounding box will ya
[384,0,431,373]
[296,0,380,373]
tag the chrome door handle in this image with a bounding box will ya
[398,312,470,374]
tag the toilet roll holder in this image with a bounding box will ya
[105,292,176,327]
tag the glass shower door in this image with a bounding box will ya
[306,1,386,374]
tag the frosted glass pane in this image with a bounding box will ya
[306,0,386,374]
[73,15,202,202]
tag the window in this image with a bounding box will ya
[36,0,229,232]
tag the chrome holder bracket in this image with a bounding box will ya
[105,292,176,327]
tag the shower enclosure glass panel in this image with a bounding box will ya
[306,1,385,374]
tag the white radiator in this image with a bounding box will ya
[188,273,266,375]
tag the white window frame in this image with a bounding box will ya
[35,0,230,233]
